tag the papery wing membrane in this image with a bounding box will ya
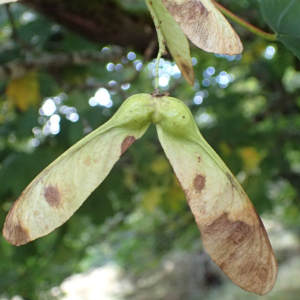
[3,94,153,246]
[157,125,277,295]
[161,0,243,55]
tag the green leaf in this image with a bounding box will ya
[17,17,53,48]
[63,31,99,52]
[261,0,300,59]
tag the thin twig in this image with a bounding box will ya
[145,0,167,95]
[213,1,277,41]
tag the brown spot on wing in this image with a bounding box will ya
[193,174,206,192]
[2,185,39,245]
[203,212,252,245]
[201,213,260,285]
[44,185,61,207]
[185,0,208,18]
[3,222,30,246]
[195,196,276,293]
[84,156,92,166]
[121,136,136,155]
[163,0,208,20]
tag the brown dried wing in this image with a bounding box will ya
[157,125,277,294]
[161,0,243,55]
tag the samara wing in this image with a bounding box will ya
[3,94,154,246]
[156,97,277,294]
[161,0,243,55]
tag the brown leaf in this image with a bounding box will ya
[162,0,243,55]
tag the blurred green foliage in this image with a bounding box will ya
[0,1,299,299]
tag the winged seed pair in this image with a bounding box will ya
[3,94,277,295]
[2,0,277,295]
